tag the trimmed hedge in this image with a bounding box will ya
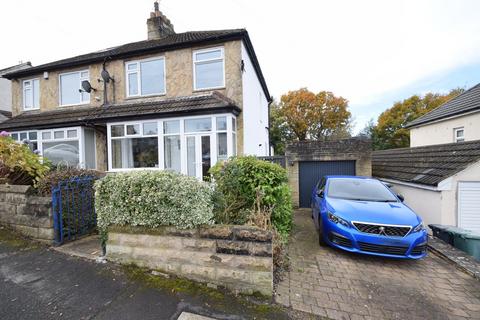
[210,156,293,239]
[95,171,215,231]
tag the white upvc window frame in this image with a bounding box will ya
[106,114,237,177]
[125,56,166,98]
[59,70,90,107]
[454,127,465,143]
[193,46,225,91]
[22,78,40,110]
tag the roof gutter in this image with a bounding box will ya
[405,107,480,129]
[377,178,439,191]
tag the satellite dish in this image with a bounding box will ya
[101,69,112,83]
[81,80,93,93]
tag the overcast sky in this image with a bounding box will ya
[1,0,480,132]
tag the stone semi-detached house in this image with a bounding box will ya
[0,3,271,179]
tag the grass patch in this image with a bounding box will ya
[0,225,38,249]
[121,264,286,319]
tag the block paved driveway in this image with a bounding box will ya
[274,209,480,320]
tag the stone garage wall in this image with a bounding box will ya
[0,184,54,242]
[106,225,273,295]
[285,138,372,207]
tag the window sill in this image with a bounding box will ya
[125,93,166,101]
[59,102,90,108]
[193,86,226,93]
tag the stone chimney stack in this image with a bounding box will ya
[147,1,175,40]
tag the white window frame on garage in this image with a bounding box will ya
[106,114,237,178]
[454,127,465,143]
[125,56,166,97]
[22,79,40,110]
[193,46,225,91]
[59,70,90,107]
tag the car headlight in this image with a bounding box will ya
[327,211,350,228]
[412,221,425,233]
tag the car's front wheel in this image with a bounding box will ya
[317,215,327,246]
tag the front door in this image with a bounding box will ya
[186,135,211,180]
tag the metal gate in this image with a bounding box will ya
[299,161,356,208]
[52,177,97,245]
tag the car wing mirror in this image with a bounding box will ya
[397,194,405,202]
[317,190,324,198]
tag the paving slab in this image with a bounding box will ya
[275,209,480,319]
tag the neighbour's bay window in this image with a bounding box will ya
[10,130,38,151]
[107,115,237,179]
[126,57,166,97]
[193,47,225,90]
[9,127,96,169]
[23,79,40,110]
[59,70,90,106]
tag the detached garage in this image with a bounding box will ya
[373,140,480,233]
[286,138,372,208]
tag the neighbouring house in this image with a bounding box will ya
[0,62,32,122]
[406,83,480,147]
[373,83,480,233]
[0,2,271,180]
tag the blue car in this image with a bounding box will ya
[311,176,427,259]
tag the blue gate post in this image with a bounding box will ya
[52,185,64,245]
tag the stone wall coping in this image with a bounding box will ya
[0,184,33,194]
[108,224,273,243]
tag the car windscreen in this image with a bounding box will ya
[327,179,398,202]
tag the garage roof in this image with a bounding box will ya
[372,140,480,186]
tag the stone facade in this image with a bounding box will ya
[10,40,245,160]
[285,138,372,207]
[106,225,273,295]
[0,184,54,242]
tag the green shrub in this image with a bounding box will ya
[36,166,104,196]
[210,156,293,239]
[95,171,215,232]
[0,135,50,186]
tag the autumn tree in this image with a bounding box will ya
[272,88,352,153]
[370,88,464,150]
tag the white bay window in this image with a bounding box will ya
[10,127,96,169]
[107,114,237,180]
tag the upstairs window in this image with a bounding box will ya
[23,79,40,110]
[126,57,165,97]
[193,47,225,90]
[59,70,90,106]
[454,127,465,143]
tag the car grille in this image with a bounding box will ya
[358,242,409,256]
[411,244,427,255]
[328,232,352,248]
[352,222,411,237]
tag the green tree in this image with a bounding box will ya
[271,88,352,154]
[371,88,464,150]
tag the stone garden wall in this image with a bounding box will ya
[0,184,54,242]
[106,225,273,295]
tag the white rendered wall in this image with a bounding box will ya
[410,112,480,147]
[0,78,11,111]
[241,42,269,156]
[388,183,442,230]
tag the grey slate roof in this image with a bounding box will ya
[406,83,480,128]
[372,140,480,186]
[2,29,271,101]
[0,110,12,118]
[0,92,240,131]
